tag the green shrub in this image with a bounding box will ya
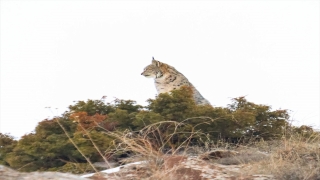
[4,87,308,173]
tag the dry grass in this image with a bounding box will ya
[102,120,211,168]
[110,128,320,180]
[242,133,320,180]
[58,116,320,179]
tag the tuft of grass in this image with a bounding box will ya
[96,119,214,179]
[243,132,320,180]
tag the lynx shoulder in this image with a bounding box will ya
[141,57,210,105]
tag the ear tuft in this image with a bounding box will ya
[152,56,154,60]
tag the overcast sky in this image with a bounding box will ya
[1,1,319,138]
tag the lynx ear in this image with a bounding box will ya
[152,56,154,60]
[152,59,161,67]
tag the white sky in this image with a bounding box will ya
[1,1,319,138]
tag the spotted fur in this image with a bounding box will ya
[141,57,210,105]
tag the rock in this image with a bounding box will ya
[0,165,87,180]
[162,155,274,180]
[198,150,239,160]
[93,161,119,168]
[82,155,274,180]
[198,149,269,165]
[0,152,274,180]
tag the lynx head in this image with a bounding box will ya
[141,57,168,79]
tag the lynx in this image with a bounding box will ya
[141,57,210,105]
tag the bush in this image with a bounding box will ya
[4,87,307,173]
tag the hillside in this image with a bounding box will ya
[1,87,319,179]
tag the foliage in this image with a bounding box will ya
[3,87,314,173]
[147,86,196,121]
[113,98,143,114]
[4,118,78,171]
[0,133,17,166]
[70,112,108,132]
[4,116,112,172]
[292,125,314,135]
[68,99,114,116]
[226,96,289,140]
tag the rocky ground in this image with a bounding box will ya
[2,139,319,180]
[85,155,274,180]
[0,165,85,180]
[0,149,275,180]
